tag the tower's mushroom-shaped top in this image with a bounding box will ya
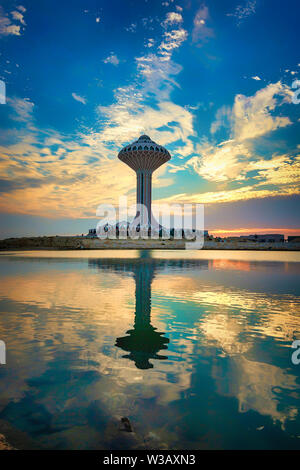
[118,135,171,172]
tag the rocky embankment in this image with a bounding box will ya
[0,236,299,250]
[0,236,185,250]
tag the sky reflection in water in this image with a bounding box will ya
[0,250,299,449]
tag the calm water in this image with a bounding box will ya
[0,250,299,450]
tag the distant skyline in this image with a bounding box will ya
[0,0,299,238]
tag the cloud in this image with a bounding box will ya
[210,106,232,134]
[161,178,300,205]
[0,122,139,218]
[232,82,292,141]
[0,160,137,218]
[97,14,190,143]
[248,154,300,187]
[163,12,183,26]
[209,81,292,141]
[171,81,296,195]
[11,10,25,25]
[0,5,26,36]
[0,9,192,218]
[145,38,155,48]
[125,23,137,33]
[135,29,188,101]
[0,12,20,36]
[16,6,26,13]
[192,5,214,44]
[72,93,86,105]
[8,97,34,122]
[187,143,299,190]
[227,1,257,25]
[133,13,188,100]
[103,53,120,66]
[159,28,188,56]
[141,17,156,31]
[96,99,194,147]
[186,141,251,182]
[252,76,261,81]
[87,21,190,160]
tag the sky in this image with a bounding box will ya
[0,0,299,238]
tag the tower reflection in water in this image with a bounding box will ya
[115,254,169,369]
[89,251,208,369]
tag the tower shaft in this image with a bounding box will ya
[137,170,152,225]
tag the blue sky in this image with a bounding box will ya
[0,0,299,238]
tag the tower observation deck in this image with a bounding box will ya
[118,135,171,226]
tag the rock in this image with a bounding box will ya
[120,417,133,433]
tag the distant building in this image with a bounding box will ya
[223,234,284,243]
[288,236,300,243]
[225,236,240,242]
[245,234,284,243]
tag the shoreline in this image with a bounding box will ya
[0,247,300,252]
[0,236,299,251]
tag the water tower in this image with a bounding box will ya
[118,135,171,226]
